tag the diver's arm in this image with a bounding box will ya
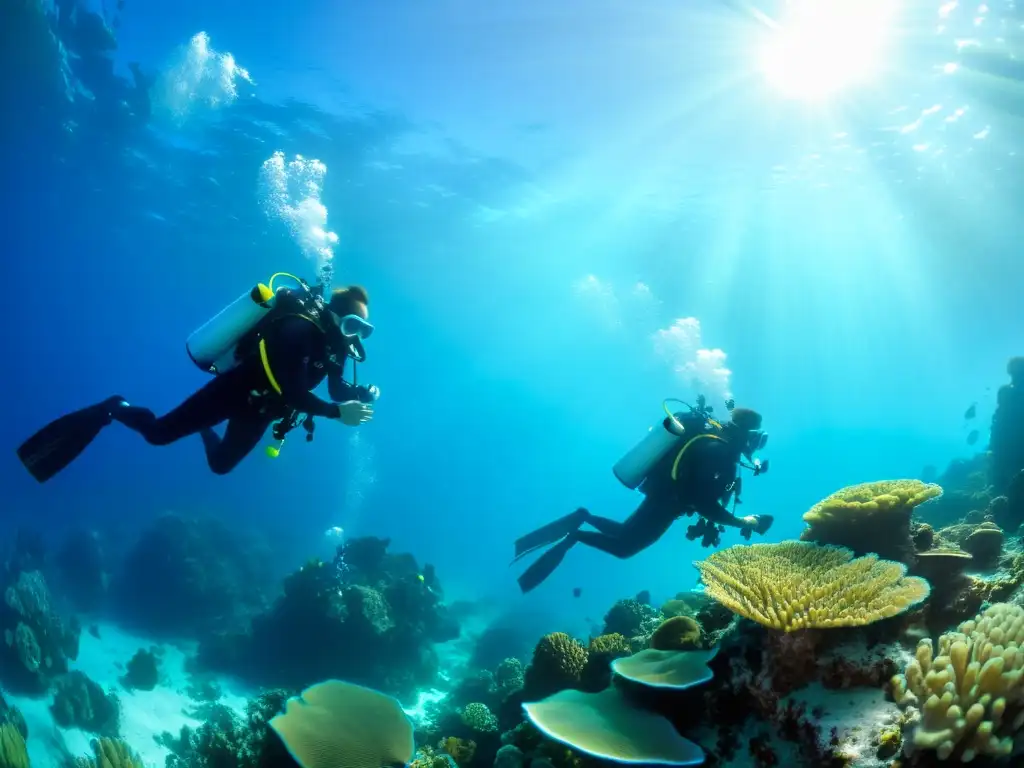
[326,359,357,402]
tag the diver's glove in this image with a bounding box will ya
[740,514,774,537]
[334,401,374,427]
[354,384,380,403]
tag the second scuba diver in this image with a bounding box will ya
[17,275,380,481]
[514,397,774,594]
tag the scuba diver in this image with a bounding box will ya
[17,274,380,482]
[514,396,774,594]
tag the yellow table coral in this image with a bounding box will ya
[892,603,1024,761]
[801,480,943,562]
[695,541,930,632]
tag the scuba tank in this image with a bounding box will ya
[186,272,307,374]
[613,396,722,490]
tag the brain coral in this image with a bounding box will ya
[695,541,930,632]
[892,603,1024,761]
[650,617,701,651]
[800,480,943,563]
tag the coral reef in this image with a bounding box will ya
[70,738,143,768]
[800,480,943,563]
[161,690,291,768]
[195,537,458,700]
[0,569,80,693]
[892,602,1024,761]
[650,616,702,651]
[112,513,274,638]
[0,723,27,768]
[522,632,587,701]
[696,541,931,632]
[580,634,631,692]
[460,702,498,733]
[960,522,1005,569]
[600,599,660,647]
[50,670,121,737]
[120,648,160,691]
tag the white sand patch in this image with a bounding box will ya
[4,622,251,768]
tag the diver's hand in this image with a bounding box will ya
[740,515,758,529]
[334,401,373,426]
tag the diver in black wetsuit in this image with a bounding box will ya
[17,285,378,481]
[514,407,773,594]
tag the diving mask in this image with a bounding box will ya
[743,429,768,460]
[335,313,374,340]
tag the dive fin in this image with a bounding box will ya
[517,536,576,594]
[753,514,774,536]
[512,508,588,563]
[17,397,123,483]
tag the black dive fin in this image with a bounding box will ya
[17,398,121,483]
[517,536,575,594]
[512,508,588,563]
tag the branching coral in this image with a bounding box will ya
[460,702,498,733]
[71,738,143,768]
[801,480,943,563]
[695,541,930,632]
[523,633,587,700]
[892,603,1024,761]
[0,723,27,768]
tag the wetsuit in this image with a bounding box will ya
[112,310,370,474]
[515,433,752,593]
[571,435,744,558]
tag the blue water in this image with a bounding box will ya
[2,0,1021,632]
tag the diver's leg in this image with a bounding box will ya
[113,371,246,446]
[580,513,627,536]
[573,496,677,559]
[512,508,590,561]
[201,410,273,475]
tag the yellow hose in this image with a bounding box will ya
[268,272,304,293]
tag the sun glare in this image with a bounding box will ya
[758,0,897,100]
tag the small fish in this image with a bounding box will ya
[572,587,582,598]
[964,403,977,420]
[967,430,980,446]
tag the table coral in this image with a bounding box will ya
[695,541,930,632]
[801,480,943,563]
[892,602,1024,760]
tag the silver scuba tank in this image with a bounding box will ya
[613,411,689,490]
[186,282,276,374]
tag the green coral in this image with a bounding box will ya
[696,541,931,632]
[71,738,143,768]
[523,632,588,700]
[460,702,498,733]
[491,658,524,698]
[0,723,27,768]
[650,617,701,651]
